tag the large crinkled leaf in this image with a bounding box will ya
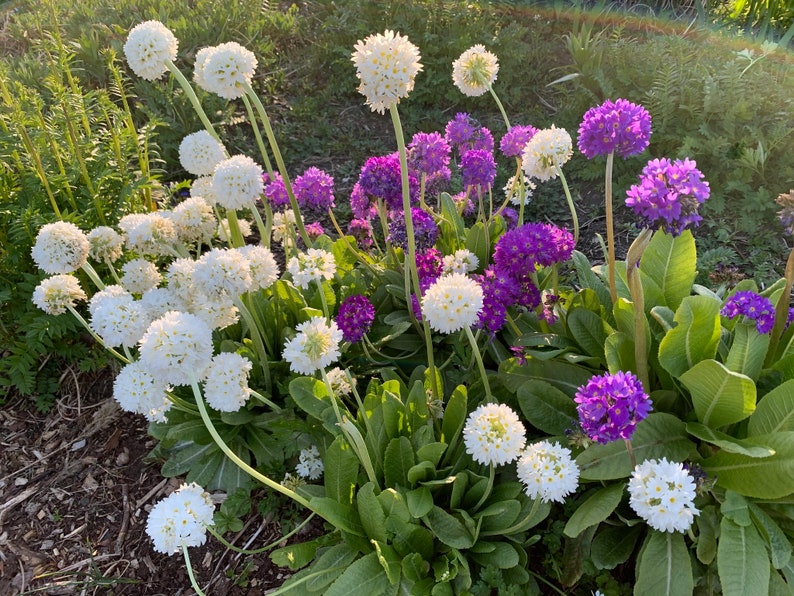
[725,321,770,381]
[658,295,721,378]
[324,552,393,596]
[563,483,624,538]
[634,530,693,596]
[748,379,794,436]
[680,359,756,428]
[639,228,697,312]
[499,357,594,398]
[718,517,770,596]
[324,435,359,505]
[516,379,578,436]
[566,307,612,364]
[686,422,775,458]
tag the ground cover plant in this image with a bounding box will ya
[4,0,794,594]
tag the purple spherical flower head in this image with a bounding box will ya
[721,290,775,334]
[294,167,335,213]
[358,154,419,211]
[350,182,377,220]
[578,98,652,159]
[425,167,452,197]
[475,265,521,335]
[501,207,519,230]
[460,149,496,191]
[408,131,451,176]
[575,371,652,443]
[500,125,539,158]
[468,127,494,154]
[337,294,375,343]
[516,279,541,310]
[305,221,325,240]
[445,112,479,147]
[493,222,572,279]
[388,208,438,251]
[264,173,289,209]
[416,247,443,293]
[625,157,710,235]
[347,217,373,249]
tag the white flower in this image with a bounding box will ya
[123,20,178,81]
[452,45,499,97]
[190,294,240,330]
[118,213,177,256]
[238,245,279,291]
[113,360,172,422]
[90,291,150,348]
[521,125,573,181]
[463,403,526,466]
[283,317,343,375]
[442,249,479,275]
[194,42,257,100]
[146,482,215,554]
[178,131,226,177]
[121,258,162,294]
[296,445,324,480]
[138,311,214,386]
[172,196,217,245]
[218,218,253,243]
[193,247,252,300]
[165,259,198,306]
[87,226,124,263]
[504,175,536,206]
[191,176,216,205]
[140,287,179,320]
[31,221,90,274]
[203,352,252,412]
[32,275,86,315]
[88,285,130,317]
[628,458,699,533]
[286,248,336,289]
[326,367,353,396]
[517,440,580,503]
[421,273,483,334]
[351,30,423,114]
[272,210,296,245]
[211,155,264,210]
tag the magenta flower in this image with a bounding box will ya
[721,291,775,334]
[408,131,451,176]
[416,248,443,292]
[336,294,375,343]
[625,157,710,235]
[387,208,438,251]
[574,371,652,443]
[347,217,373,249]
[460,149,496,191]
[475,266,521,335]
[577,98,652,159]
[349,182,377,220]
[305,221,325,240]
[492,222,574,279]
[264,173,289,209]
[500,124,539,158]
[294,167,335,213]
[358,154,419,211]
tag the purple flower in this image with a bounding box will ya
[388,208,438,251]
[305,221,325,240]
[347,217,373,249]
[577,98,652,159]
[468,127,494,154]
[500,125,539,158]
[492,222,574,278]
[625,157,710,235]
[358,154,419,211]
[445,112,479,147]
[264,173,289,209]
[475,266,521,335]
[408,131,451,176]
[501,207,519,229]
[460,149,496,191]
[721,291,775,334]
[336,295,375,343]
[294,167,335,213]
[574,371,652,443]
[516,279,541,310]
[350,182,377,220]
[416,248,443,292]
[424,167,452,197]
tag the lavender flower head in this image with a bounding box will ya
[347,217,373,249]
[445,112,479,147]
[500,125,539,158]
[264,173,290,209]
[577,98,652,159]
[294,167,335,213]
[776,190,794,236]
[408,131,451,176]
[416,247,443,293]
[358,154,418,211]
[460,149,496,192]
[350,182,378,220]
[625,157,710,235]
[492,222,574,279]
[475,265,521,335]
[574,371,652,444]
[721,290,775,334]
[337,294,375,343]
[388,208,438,251]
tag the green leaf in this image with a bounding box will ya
[358,482,388,543]
[686,422,775,458]
[571,251,612,311]
[441,385,467,446]
[466,221,489,269]
[704,432,794,498]
[680,359,756,428]
[591,524,643,570]
[270,537,326,570]
[721,490,752,526]
[423,506,475,549]
[469,542,521,570]
[405,380,430,434]
[748,379,794,436]
[516,379,578,435]
[371,540,401,585]
[639,228,697,312]
[324,436,360,505]
[563,483,624,538]
[309,497,364,537]
[290,376,332,421]
[277,542,358,594]
[477,499,522,533]
[578,413,696,480]
[634,530,693,596]
[325,552,392,596]
[750,503,792,569]
[499,357,594,397]
[416,442,447,467]
[605,331,636,374]
[658,295,721,378]
[401,552,430,584]
[408,461,436,485]
[567,307,612,364]
[726,322,771,381]
[383,436,415,488]
[718,517,770,596]
[696,506,719,565]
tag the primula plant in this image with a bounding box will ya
[29,18,794,595]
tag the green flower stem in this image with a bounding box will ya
[315,278,330,322]
[625,438,637,469]
[767,245,794,366]
[488,85,511,131]
[66,306,129,363]
[182,544,206,596]
[253,203,272,251]
[164,60,219,142]
[266,566,349,596]
[205,512,315,554]
[81,262,106,291]
[225,209,246,249]
[556,165,578,246]
[626,227,653,391]
[249,389,281,412]
[473,463,495,512]
[234,297,272,394]
[34,103,77,212]
[59,100,104,225]
[242,82,310,248]
[165,391,199,415]
[390,104,440,402]
[605,151,618,304]
[241,93,275,174]
[464,326,493,403]
[191,377,311,509]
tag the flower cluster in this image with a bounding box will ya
[286,248,336,289]
[295,445,324,480]
[282,317,343,375]
[388,207,438,250]
[294,166,335,213]
[776,189,794,235]
[203,352,252,412]
[123,20,177,81]
[178,130,226,176]
[32,274,86,315]
[521,126,573,181]
[211,155,265,210]
[194,41,257,100]
[517,441,580,503]
[574,371,653,443]
[336,294,376,343]
[721,290,775,334]
[146,483,215,554]
[421,273,484,334]
[452,45,499,97]
[31,221,90,274]
[577,98,652,159]
[463,403,526,466]
[628,458,699,533]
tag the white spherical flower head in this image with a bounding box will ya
[31,221,90,274]
[296,445,324,480]
[504,175,536,206]
[179,130,226,177]
[190,294,240,331]
[121,258,162,294]
[282,317,343,375]
[628,458,699,533]
[113,360,172,422]
[194,42,257,100]
[422,273,484,334]
[87,226,124,263]
[88,285,129,317]
[463,403,526,466]
[190,176,216,205]
[140,287,179,321]
[272,210,296,244]
[193,247,253,300]
[90,292,150,348]
[326,367,353,396]
[165,259,198,306]
[172,196,217,244]
[33,275,86,315]
[521,125,573,182]
[138,311,214,386]
[146,482,215,555]
[238,245,279,291]
[124,20,178,81]
[211,155,264,210]
[203,352,252,412]
[442,249,480,275]
[452,44,499,97]
[351,30,423,114]
[118,213,177,256]
[517,440,580,503]
[286,248,336,289]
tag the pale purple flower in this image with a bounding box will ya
[574,371,652,443]
[500,125,539,158]
[721,290,775,334]
[578,98,652,159]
